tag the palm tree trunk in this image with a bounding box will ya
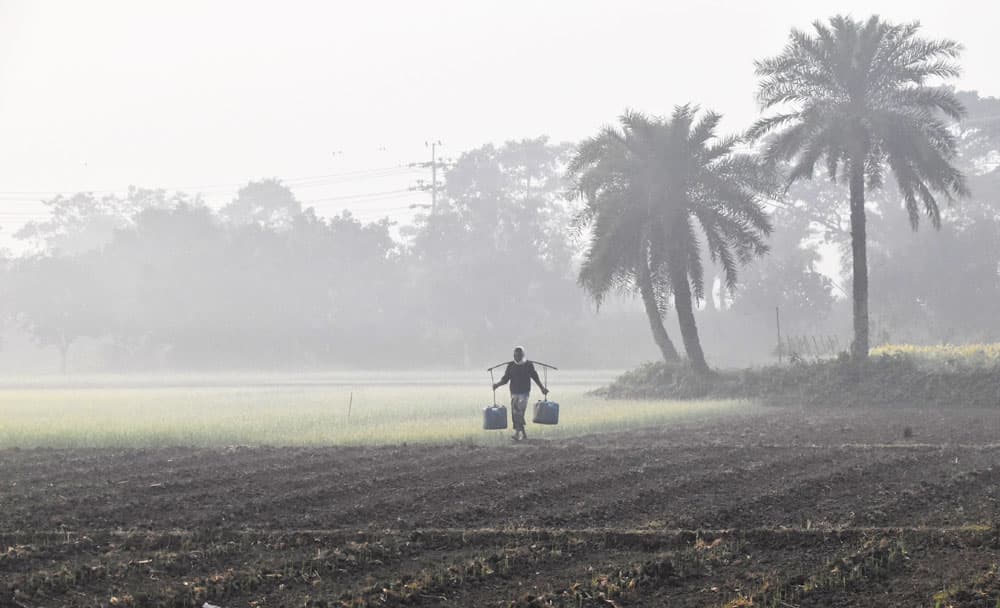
[669,261,710,374]
[636,249,680,363]
[849,163,870,360]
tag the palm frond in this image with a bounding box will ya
[748,13,967,228]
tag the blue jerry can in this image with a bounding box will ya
[532,400,559,425]
[483,405,508,430]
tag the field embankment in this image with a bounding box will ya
[601,347,1000,407]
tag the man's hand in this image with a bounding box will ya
[492,383,500,390]
[541,387,549,396]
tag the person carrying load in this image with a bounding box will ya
[493,346,548,441]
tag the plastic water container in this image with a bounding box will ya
[532,400,559,425]
[483,405,508,430]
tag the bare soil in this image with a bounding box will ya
[3,406,1000,607]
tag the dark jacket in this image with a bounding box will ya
[497,361,543,395]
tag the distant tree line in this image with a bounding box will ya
[1,139,650,371]
[2,16,1000,373]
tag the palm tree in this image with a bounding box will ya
[749,15,968,359]
[570,153,681,364]
[570,106,772,374]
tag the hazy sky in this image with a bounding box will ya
[0,1,996,241]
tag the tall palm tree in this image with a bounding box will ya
[749,15,968,359]
[570,106,772,374]
[569,156,681,364]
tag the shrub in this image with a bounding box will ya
[601,355,1000,408]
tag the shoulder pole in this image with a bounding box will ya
[488,360,558,371]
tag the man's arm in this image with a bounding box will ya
[493,364,512,390]
[530,363,549,395]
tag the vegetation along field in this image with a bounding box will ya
[2,372,1000,607]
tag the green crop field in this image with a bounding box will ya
[0,371,748,448]
[871,343,1000,367]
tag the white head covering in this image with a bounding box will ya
[513,345,527,364]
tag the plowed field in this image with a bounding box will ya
[3,406,1000,607]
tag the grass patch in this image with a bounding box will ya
[0,376,747,448]
[872,343,1000,368]
[600,354,1000,408]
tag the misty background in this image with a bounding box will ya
[0,2,998,373]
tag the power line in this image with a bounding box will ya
[0,163,435,230]
[0,164,423,198]
[0,189,419,214]
[348,205,419,217]
[301,188,412,205]
[409,141,446,214]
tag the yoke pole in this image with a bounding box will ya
[486,360,559,371]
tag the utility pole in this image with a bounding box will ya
[428,140,441,214]
[776,306,783,364]
[408,141,444,214]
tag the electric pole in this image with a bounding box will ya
[776,306,783,364]
[428,140,441,214]
[409,140,444,215]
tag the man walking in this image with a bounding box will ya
[493,346,548,441]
